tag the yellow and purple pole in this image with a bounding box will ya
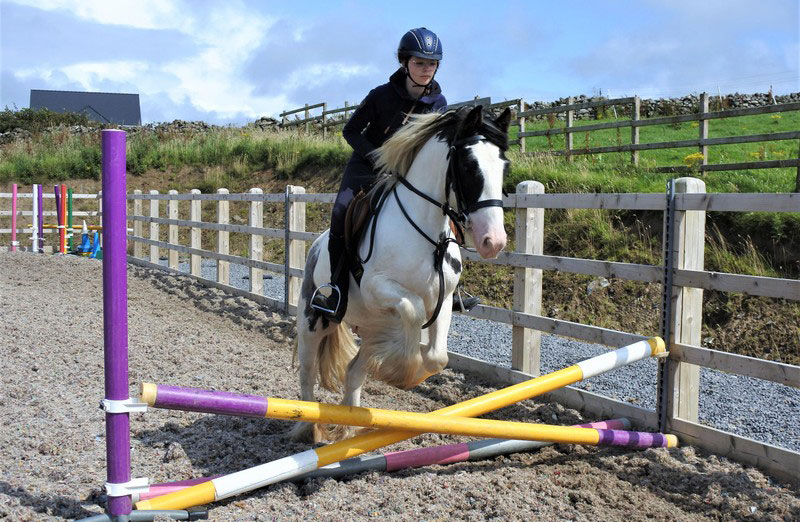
[137,337,669,511]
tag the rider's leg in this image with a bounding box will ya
[310,185,354,321]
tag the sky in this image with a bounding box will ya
[1,0,798,125]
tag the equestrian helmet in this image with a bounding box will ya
[398,27,442,61]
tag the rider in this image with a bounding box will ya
[311,27,480,322]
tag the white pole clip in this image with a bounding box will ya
[99,397,148,413]
[105,477,150,498]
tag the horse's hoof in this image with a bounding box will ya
[288,422,314,442]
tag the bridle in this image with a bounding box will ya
[360,132,504,329]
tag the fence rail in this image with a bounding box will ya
[3,181,799,481]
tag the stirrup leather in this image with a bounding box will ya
[454,287,480,312]
[310,283,342,315]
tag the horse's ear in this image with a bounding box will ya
[462,105,484,132]
[494,108,511,133]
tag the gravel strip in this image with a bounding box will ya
[166,258,800,453]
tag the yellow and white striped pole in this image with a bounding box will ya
[137,337,666,510]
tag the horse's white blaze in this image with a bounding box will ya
[466,142,507,259]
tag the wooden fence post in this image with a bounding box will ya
[217,188,229,285]
[286,185,306,311]
[698,93,709,172]
[518,99,526,153]
[168,190,179,270]
[249,188,264,295]
[149,190,159,263]
[322,103,328,139]
[666,176,705,423]
[565,96,574,162]
[190,189,201,277]
[631,95,640,166]
[304,104,310,134]
[512,181,544,375]
[133,190,143,258]
[795,139,800,193]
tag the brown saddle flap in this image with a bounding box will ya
[344,189,373,260]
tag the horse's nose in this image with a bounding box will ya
[481,233,506,258]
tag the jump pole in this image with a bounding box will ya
[10,183,18,251]
[68,187,74,251]
[139,383,677,447]
[131,418,630,501]
[61,184,67,254]
[137,336,668,511]
[37,185,44,252]
[53,185,63,253]
[31,185,38,252]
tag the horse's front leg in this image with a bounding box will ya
[324,345,373,441]
[409,305,452,388]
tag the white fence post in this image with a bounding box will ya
[249,188,264,295]
[149,190,159,263]
[168,190,179,270]
[133,190,142,258]
[698,93,709,171]
[190,189,201,277]
[666,177,706,423]
[512,181,544,375]
[565,96,574,161]
[286,185,306,311]
[217,188,229,285]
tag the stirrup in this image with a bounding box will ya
[310,283,342,315]
[453,287,480,313]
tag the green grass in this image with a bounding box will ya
[508,109,799,194]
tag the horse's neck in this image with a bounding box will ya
[397,139,451,227]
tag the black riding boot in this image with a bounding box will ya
[311,233,350,323]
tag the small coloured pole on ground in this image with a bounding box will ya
[10,184,18,251]
[68,187,73,252]
[37,185,44,252]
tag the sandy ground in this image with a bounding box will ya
[1,251,798,521]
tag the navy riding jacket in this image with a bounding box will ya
[341,67,447,188]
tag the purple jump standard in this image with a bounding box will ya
[101,129,131,517]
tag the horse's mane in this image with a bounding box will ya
[369,107,509,179]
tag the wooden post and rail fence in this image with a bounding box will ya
[280,95,800,188]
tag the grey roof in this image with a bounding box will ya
[30,89,141,125]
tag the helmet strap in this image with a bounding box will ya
[404,59,437,97]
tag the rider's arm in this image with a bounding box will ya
[342,90,379,162]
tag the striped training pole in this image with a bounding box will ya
[10,184,18,251]
[132,418,630,501]
[53,186,62,253]
[136,337,667,511]
[37,185,44,252]
[60,184,67,254]
[31,185,38,253]
[139,383,677,447]
[67,187,74,252]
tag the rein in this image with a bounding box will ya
[388,133,503,329]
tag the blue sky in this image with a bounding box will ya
[1,0,798,125]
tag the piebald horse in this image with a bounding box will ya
[292,105,511,441]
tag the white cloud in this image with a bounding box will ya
[7,0,192,32]
[7,0,297,121]
[285,63,378,91]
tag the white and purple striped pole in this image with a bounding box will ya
[10,184,18,251]
[31,185,38,253]
[37,185,44,252]
[101,129,131,517]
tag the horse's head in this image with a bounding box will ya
[448,105,511,259]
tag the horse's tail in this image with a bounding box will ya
[318,321,359,392]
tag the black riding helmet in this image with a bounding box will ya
[397,27,443,61]
[398,27,443,94]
